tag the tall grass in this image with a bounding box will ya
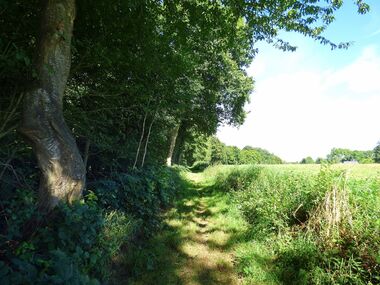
[207,164,380,284]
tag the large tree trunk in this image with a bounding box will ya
[166,124,180,166]
[19,0,85,210]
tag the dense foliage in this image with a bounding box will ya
[209,165,380,284]
[0,162,182,284]
[1,0,371,173]
[326,148,375,164]
[373,142,380,163]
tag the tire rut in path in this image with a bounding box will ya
[170,191,241,285]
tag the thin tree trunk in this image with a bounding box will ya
[140,112,157,168]
[172,122,187,165]
[166,123,180,166]
[19,0,85,210]
[133,112,147,169]
[0,93,23,140]
[83,139,90,173]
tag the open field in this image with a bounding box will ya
[265,163,380,178]
[206,163,380,178]
[202,164,380,284]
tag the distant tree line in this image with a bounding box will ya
[184,137,282,170]
[300,142,380,164]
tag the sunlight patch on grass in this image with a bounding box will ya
[208,230,230,248]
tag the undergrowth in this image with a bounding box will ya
[0,157,183,284]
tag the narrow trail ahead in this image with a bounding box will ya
[118,173,243,285]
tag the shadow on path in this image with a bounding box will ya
[111,172,242,285]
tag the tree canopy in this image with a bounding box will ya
[326,148,374,164]
[373,142,380,163]
[0,0,371,204]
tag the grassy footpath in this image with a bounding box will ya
[112,172,249,285]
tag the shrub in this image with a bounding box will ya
[275,236,320,285]
[88,166,182,234]
[189,161,209,172]
[1,163,182,284]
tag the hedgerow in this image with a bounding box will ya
[0,158,182,284]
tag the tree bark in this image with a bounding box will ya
[166,123,180,166]
[83,139,90,173]
[19,0,85,210]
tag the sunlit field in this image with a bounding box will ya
[265,163,380,178]
[207,163,380,178]
[202,163,380,284]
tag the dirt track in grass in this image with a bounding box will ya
[113,172,241,285]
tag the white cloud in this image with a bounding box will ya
[217,45,380,162]
[324,46,380,95]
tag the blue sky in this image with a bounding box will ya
[217,1,380,162]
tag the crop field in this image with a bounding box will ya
[203,163,380,284]
[208,163,380,178]
[265,163,380,178]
